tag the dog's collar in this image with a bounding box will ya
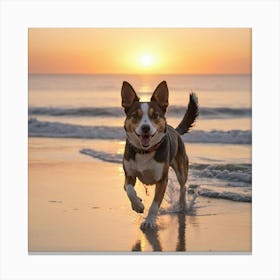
[129,136,166,154]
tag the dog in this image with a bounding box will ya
[121,81,198,230]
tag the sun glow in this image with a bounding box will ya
[140,54,155,68]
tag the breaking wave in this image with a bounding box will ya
[198,187,251,202]
[29,106,251,119]
[191,163,252,184]
[28,118,251,144]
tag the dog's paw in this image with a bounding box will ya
[130,196,144,213]
[140,218,157,231]
[126,185,144,213]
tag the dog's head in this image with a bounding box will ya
[121,81,168,150]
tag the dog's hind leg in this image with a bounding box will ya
[171,161,187,212]
[171,140,189,212]
[140,175,168,230]
[124,175,144,213]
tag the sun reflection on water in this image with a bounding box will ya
[116,141,125,154]
[139,94,151,102]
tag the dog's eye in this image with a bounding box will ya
[152,112,159,119]
[131,112,138,119]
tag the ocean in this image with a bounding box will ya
[28,74,252,205]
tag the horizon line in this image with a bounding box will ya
[28,72,251,76]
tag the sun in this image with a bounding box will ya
[130,52,159,73]
[140,54,154,67]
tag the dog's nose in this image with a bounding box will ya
[141,124,150,134]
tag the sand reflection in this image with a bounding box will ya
[132,213,187,252]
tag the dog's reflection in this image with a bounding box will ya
[175,213,186,251]
[132,213,186,252]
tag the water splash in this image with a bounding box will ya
[161,170,199,215]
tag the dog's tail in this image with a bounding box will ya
[175,92,199,135]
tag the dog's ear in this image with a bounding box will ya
[151,81,169,113]
[121,81,139,112]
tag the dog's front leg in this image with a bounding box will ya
[124,175,144,213]
[141,176,168,230]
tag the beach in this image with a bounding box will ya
[29,137,251,252]
[28,74,252,252]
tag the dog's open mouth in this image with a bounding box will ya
[139,135,152,147]
[136,133,156,148]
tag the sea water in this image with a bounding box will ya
[28,74,252,204]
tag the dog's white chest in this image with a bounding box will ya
[124,152,164,185]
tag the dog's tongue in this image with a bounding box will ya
[140,135,152,147]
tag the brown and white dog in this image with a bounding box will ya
[121,81,198,230]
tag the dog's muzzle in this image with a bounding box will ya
[136,125,156,147]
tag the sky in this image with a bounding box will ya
[28,28,251,74]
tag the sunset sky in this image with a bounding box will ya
[28,28,251,74]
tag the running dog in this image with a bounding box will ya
[121,81,198,230]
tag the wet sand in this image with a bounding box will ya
[28,137,251,252]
